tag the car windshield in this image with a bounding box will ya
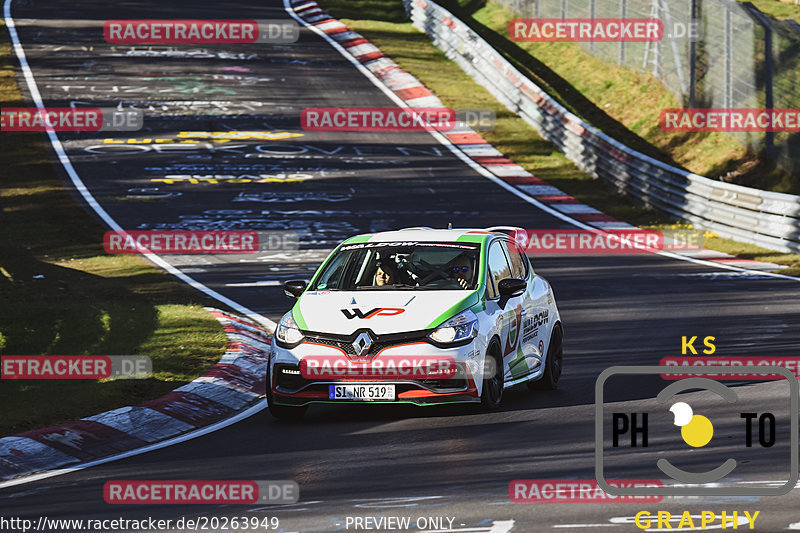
[312,241,480,291]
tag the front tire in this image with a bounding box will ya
[266,366,307,420]
[529,324,563,391]
[480,344,504,410]
[267,401,307,420]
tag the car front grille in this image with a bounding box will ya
[302,330,430,358]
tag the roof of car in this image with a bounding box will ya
[343,228,511,245]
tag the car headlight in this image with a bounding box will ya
[275,312,304,346]
[429,309,478,345]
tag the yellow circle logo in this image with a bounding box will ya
[670,402,714,448]
[680,414,714,447]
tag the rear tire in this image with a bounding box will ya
[529,325,563,391]
[480,344,504,410]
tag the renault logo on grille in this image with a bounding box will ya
[352,332,373,356]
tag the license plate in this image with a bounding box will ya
[329,384,395,401]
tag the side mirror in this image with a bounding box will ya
[284,280,308,298]
[498,278,526,297]
[497,278,526,308]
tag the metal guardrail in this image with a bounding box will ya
[497,0,800,177]
[403,0,800,254]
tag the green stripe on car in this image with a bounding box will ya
[425,291,480,329]
[292,305,308,330]
[343,234,373,244]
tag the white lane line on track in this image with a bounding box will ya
[0,401,266,490]
[283,0,799,283]
[2,1,279,330]
[226,280,284,287]
[423,521,516,533]
[553,525,619,528]
[2,0,274,488]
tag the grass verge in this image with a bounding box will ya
[742,0,800,24]
[316,0,800,274]
[0,20,229,437]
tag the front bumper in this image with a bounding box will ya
[269,335,481,406]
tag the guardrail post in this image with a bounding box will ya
[743,4,777,161]
[725,2,733,108]
[689,0,697,108]
[763,22,775,160]
[619,0,627,63]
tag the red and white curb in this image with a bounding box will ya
[288,0,787,274]
[0,309,269,482]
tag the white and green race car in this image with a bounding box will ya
[267,227,563,419]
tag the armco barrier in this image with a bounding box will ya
[403,0,800,254]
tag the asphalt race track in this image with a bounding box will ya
[2,0,800,531]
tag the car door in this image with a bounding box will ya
[495,239,538,381]
[505,240,551,375]
[485,239,526,383]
